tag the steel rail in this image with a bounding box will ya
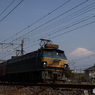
[0,83,95,89]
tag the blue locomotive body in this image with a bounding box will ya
[0,44,68,83]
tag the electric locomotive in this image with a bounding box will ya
[41,44,68,82]
[0,39,68,83]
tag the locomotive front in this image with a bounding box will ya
[41,44,68,82]
[0,39,68,83]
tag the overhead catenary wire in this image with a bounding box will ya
[37,1,95,35]
[46,15,95,38]
[2,0,71,42]
[2,8,94,51]
[23,9,95,49]
[24,15,95,50]
[1,0,88,45]
[0,0,93,59]
[1,20,95,60]
[50,20,95,39]
[8,0,93,51]
[0,0,94,59]
[0,0,71,58]
[0,0,23,22]
[0,0,24,55]
[19,0,89,39]
[26,0,95,39]
[0,0,15,16]
[29,8,95,42]
[0,0,71,59]
[14,19,95,70]
[4,0,88,52]
[1,0,89,44]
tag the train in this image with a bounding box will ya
[0,41,68,83]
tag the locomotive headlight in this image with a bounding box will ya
[43,61,47,68]
[64,64,68,68]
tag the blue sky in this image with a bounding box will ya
[0,0,95,69]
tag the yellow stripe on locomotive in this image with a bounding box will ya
[42,56,68,68]
[42,44,68,69]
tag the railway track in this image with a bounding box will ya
[0,83,95,89]
[0,83,95,95]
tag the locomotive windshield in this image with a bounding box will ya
[43,49,66,58]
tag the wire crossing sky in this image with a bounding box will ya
[0,0,23,22]
[0,0,95,69]
[0,0,15,16]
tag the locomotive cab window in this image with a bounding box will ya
[56,51,66,58]
[43,49,66,58]
[43,50,55,55]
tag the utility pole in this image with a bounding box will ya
[0,43,21,51]
[0,38,29,56]
[21,39,24,55]
[0,43,21,57]
[14,38,29,55]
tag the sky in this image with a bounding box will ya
[0,0,95,70]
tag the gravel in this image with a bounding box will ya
[0,85,94,95]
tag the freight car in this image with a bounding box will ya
[0,42,68,83]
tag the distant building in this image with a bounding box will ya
[84,64,95,82]
[72,70,84,74]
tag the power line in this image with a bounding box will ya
[0,0,72,57]
[0,0,71,56]
[2,0,71,42]
[0,0,92,58]
[25,17,95,50]
[51,20,95,39]
[24,12,95,48]
[19,0,89,39]
[0,38,29,58]
[1,20,95,59]
[29,6,95,41]
[40,1,95,34]
[0,0,24,53]
[48,14,95,38]
[1,0,89,45]
[0,0,15,16]
[0,0,23,22]
[0,0,93,59]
